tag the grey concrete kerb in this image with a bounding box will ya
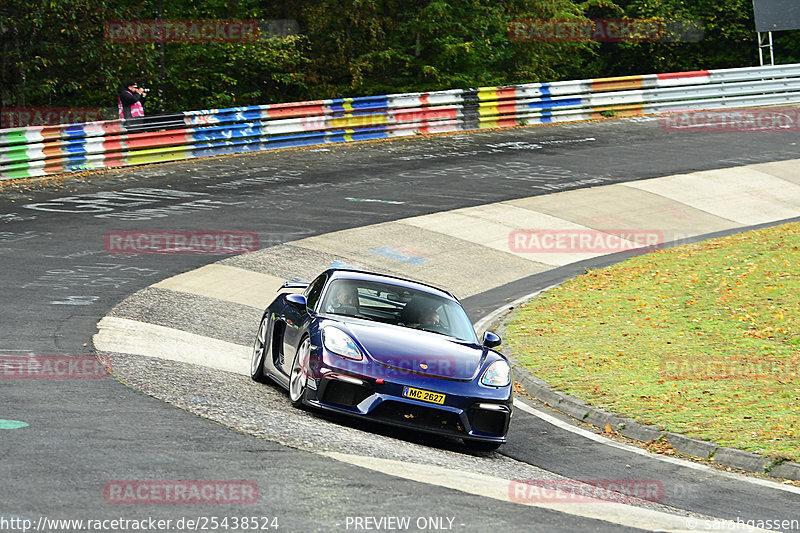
[474,281,800,482]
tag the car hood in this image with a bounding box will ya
[342,321,485,380]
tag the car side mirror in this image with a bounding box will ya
[286,293,307,309]
[482,331,502,348]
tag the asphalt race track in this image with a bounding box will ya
[2,115,800,532]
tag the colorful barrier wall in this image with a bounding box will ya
[3,64,800,180]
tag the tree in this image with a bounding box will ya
[2,0,793,119]
[592,0,773,75]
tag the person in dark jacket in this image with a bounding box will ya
[117,80,147,119]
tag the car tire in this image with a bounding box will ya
[289,337,310,408]
[250,315,270,383]
[465,440,502,452]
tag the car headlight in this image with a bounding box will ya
[481,360,511,387]
[322,326,362,360]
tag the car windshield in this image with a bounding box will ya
[320,279,478,343]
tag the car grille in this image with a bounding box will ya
[468,406,510,437]
[319,379,372,408]
[370,401,464,435]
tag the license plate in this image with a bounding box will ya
[402,386,445,405]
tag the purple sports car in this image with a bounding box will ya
[250,269,513,450]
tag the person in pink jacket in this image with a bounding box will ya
[118,80,148,119]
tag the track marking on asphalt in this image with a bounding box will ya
[512,399,800,496]
[94,316,250,375]
[322,452,768,532]
[0,420,29,430]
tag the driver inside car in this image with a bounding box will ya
[325,284,360,315]
[404,302,446,333]
[418,309,440,327]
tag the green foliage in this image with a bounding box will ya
[1,0,797,117]
[1,0,307,114]
[1,0,149,111]
[592,0,800,75]
[160,36,308,112]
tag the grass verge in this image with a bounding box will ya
[504,222,800,461]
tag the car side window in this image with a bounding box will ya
[304,274,328,311]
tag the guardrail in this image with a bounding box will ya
[3,63,800,181]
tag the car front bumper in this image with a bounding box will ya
[303,359,512,442]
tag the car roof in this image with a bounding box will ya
[324,269,457,301]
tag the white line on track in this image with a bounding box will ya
[513,398,800,496]
[322,452,770,532]
[94,316,250,375]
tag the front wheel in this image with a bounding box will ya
[250,316,269,383]
[289,337,310,408]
